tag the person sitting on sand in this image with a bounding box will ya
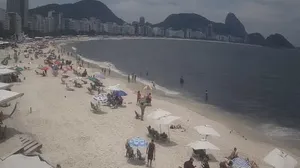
[146,139,155,167]
[137,91,141,104]
[82,69,87,77]
[219,160,233,168]
[228,147,238,160]
[184,158,196,168]
[146,93,152,104]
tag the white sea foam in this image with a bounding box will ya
[260,123,300,141]
[75,52,180,96]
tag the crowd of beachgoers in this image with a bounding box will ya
[0,36,299,168]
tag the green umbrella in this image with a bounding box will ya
[88,76,99,82]
[16,67,24,71]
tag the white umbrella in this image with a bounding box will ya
[154,116,180,125]
[264,148,298,168]
[187,139,220,150]
[107,84,121,91]
[147,109,171,120]
[194,125,220,137]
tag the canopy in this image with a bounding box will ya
[154,115,180,125]
[147,109,171,120]
[264,148,298,168]
[107,84,121,91]
[194,125,220,137]
[187,140,220,150]
[0,154,52,168]
[0,69,15,76]
[0,90,24,104]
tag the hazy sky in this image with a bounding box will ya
[0,0,299,46]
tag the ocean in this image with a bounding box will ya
[66,38,300,150]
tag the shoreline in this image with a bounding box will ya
[2,37,299,168]
[64,38,300,157]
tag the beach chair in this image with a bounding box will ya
[66,84,75,91]
[61,78,66,84]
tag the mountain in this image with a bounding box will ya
[246,33,266,46]
[154,13,294,48]
[154,13,247,38]
[225,13,247,38]
[29,0,124,24]
[265,33,295,49]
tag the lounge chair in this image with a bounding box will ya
[74,80,82,88]
[66,84,75,91]
[61,78,66,84]
[90,102,101,112]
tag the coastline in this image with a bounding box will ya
[2,37,299,168]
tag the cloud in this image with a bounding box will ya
[0,0,299,45]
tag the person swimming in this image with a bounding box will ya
[180,76,184,87]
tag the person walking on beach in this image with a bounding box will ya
[205,90,208,102]
[180,76,184,87]
[140,102,147,121]
[128,74,130,83]
[146,139,155,167]
[108,68,111,75]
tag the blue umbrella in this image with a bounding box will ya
[113,90,127,97]
[128,137,148,148]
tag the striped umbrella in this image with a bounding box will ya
[128,137,148,148]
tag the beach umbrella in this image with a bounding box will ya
[94,72,105,79]
[15,67,24,72]
[264,148,298,168]
[88,76,99,82]
[147,109,171,120]
[107,84,121,91]
[231,158,251,168]
[187,139,220,150]
[143,85,152,90]
[128,137,148,148]
[54,60,62,65]
[154,116,180,125]
[113,90,127,97]
[40,66,49,71]
[194,125,220,138]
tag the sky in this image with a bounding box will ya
[0,0,299,46]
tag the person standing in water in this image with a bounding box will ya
[180,76,184,87]
[205,90,208,102]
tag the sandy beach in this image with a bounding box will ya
[1,37,299,168]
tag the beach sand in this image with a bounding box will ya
[1,37,299,168]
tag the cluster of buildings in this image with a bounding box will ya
[0,0,244,43]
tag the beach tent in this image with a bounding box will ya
[0,82,13,90]
[0,154,52,168]
[0,90,24,104]
[147,109,171,120]
[187,139,220,150]
[264,148,298,168]
[194,125,220,139]
[0,69,16,76]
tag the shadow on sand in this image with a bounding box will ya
[0,127,22,143]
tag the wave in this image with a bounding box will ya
[260,123,300,141]
[74,51,180,96]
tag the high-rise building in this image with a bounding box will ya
[139,17,145,26]
[6,0,28,28]
[0,8,10,30]
[8,12,22,36]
